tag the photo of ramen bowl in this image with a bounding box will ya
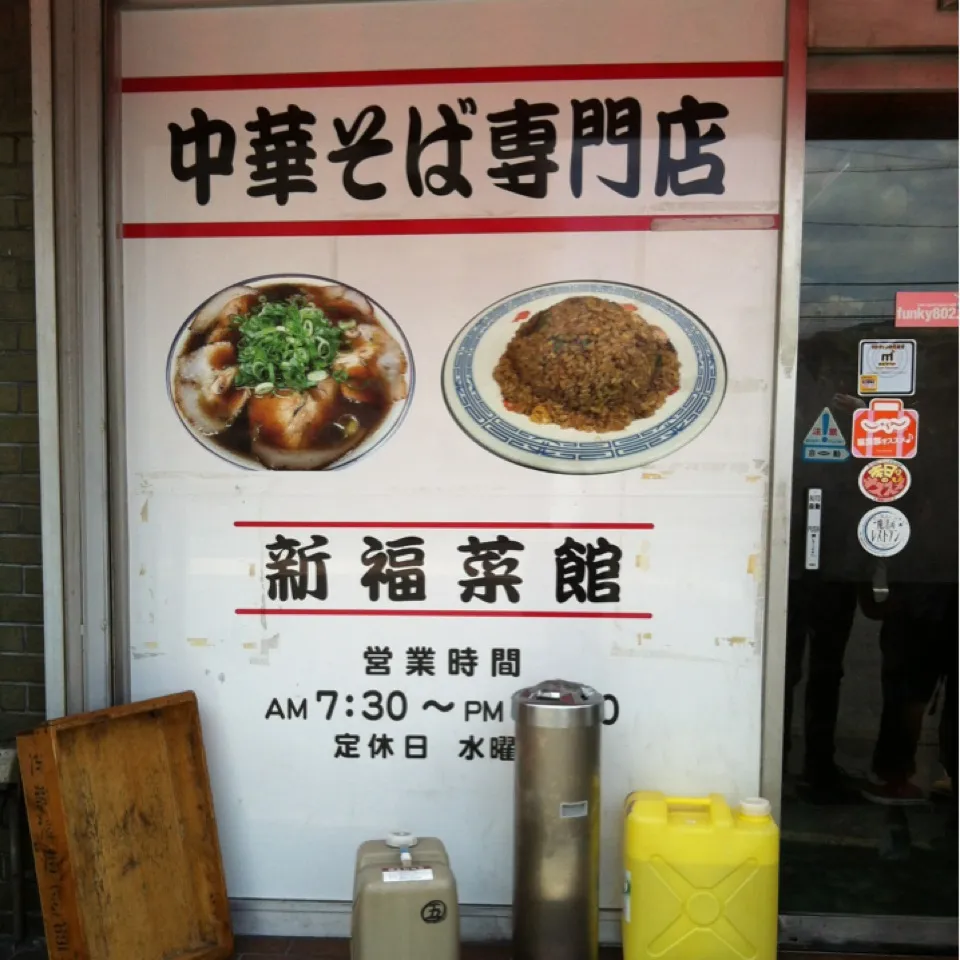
[167,275,413,471]
[442,280,726,475]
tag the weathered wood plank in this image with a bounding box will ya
[17,691,233,960]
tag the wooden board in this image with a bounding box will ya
[17,691,233,960]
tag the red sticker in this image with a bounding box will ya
[851,398,918,460]
[858,459,911,504]
[895,291,958,328]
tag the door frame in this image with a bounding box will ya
[766,73,959,959]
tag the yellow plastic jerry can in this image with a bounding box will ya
[623,793,779,960]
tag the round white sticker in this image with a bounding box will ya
[857,506,911,557]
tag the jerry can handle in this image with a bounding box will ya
[663,795,734,826]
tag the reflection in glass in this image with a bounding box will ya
[782,140,958,918]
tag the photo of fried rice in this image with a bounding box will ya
[492,295,680,433]
[442,279,726,475]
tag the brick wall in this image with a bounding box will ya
[0,0,42,750]
[0,0,42,941]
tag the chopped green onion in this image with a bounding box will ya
[232,294,348,392]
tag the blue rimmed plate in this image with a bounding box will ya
[442,280,726,476]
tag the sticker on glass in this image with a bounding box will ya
[560,801,589,819]
[804,488,822,571]
[858,460,911,503]
[851,398,918,460]
[857,506,910,557]
[895,291,958,329]
[858,340,916,397]
[801,407,849,463]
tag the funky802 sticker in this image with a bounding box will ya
[858,459,912,504]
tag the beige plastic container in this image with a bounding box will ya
[351,832,460,960]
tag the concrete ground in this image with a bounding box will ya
[230,944,951,960]
[2,939,946,959]
[233,941,613,958]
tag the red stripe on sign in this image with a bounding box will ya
[234,521,655,530]
[235,608,653,619]
[122,61,784,93]
[123,214,779,239]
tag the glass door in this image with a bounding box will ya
[780,92,958,929]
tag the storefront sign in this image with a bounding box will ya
[858,459,911,504]
[857,506,911,558]
[119,0,787,908]
[895,291,959,328]
[801,406,849,462]
[857,339,916,396]
[851,398,919,460]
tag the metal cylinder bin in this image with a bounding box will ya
[511,679,603,960]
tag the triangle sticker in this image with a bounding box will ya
[803,407,846,447]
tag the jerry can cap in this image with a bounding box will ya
[385,831,418,848]
[740,798,771,818]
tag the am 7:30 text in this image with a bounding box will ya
[264,689,620,724]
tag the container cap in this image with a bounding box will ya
[739,798,771,819]
[511,679,604,729]
[385,831,418,848]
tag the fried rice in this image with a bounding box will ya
[493,295,680,433]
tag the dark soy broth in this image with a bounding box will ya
[176,282,394,470]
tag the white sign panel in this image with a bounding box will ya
[120,0,786,909]
[857,339,916,397]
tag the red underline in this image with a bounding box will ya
[235,608,652,619]
[123,214,779,239]
[234,521,654,530]
[122,61,784,94]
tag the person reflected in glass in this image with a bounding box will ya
[784,578,861,803]
[861,582,956,805]
[784,341,865,804]
[863,583,957,806]
[862,338,958,806]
